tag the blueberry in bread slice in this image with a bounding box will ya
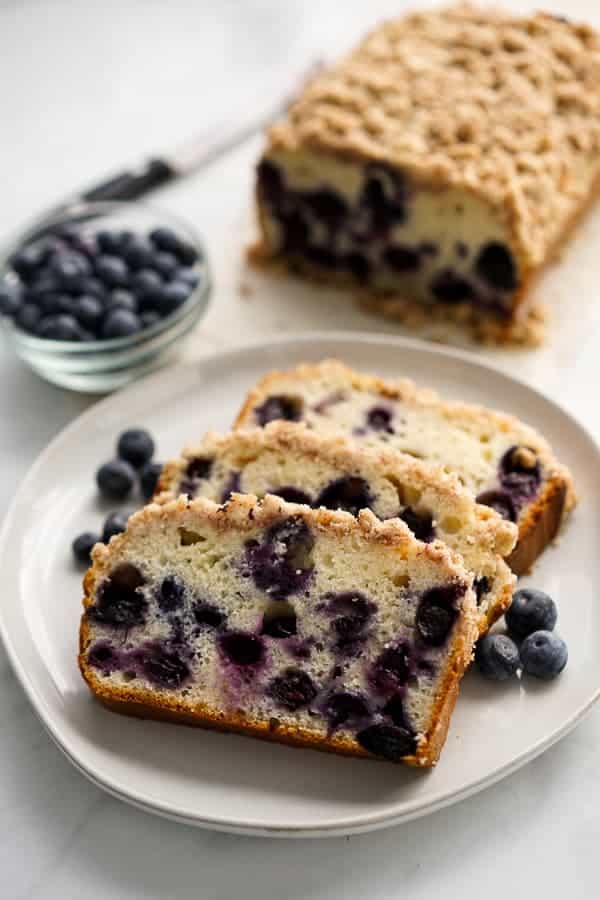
[234,360,575,575]
[157,422,516,630]
[252,5,600,344]
[79,493,478,766]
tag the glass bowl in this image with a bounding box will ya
[0,201,211,393]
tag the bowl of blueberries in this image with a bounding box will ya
[0,201,211,392]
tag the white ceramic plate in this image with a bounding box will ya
[1,333,599,838]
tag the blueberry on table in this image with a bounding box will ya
[72,531,100,565]
[153,281,190,316]
[117,428,155,468]
[15,303,42,334]
[0,283,21,317]
[106,289,138,313]
[102,512,129,543]
[96,459,136,500]
[475,633,520,681]
[72,295,103,330]
[95,254,129,287]
[37,313,83,341]
[101,309,141,339]
[505,588,557,641]
[140,461,163,500]
[520,630,567,680]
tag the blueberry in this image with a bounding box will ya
[106,288,137,313]
[88,641,119,672]
[89,563,146,628]
[72,295,103,330]
[261,612,297,638]
[372,645,410,693]
[430,268,474,304]
[367,405,394,433]
[130,268,162,300]
[158,575,185,613]
[95,254,129,287]
[153,251,179,278]
[268,668,317,711]
[101,309,141,339]
[274,487,313,505]
[10,243,51,281]
[140,643,190,688]
[323,691,370,728]
[140,311,161,329]
[498,446,541,505]
[0,283,21,317]
[382,693,409,727]
[416,584,464,646]
[179,457,213,497]
[506,588,558,641]
[102,512,129,543]
[356,724,416,761]
[383,245,420,272]
[149,226,181,253]
[520,630,567,680]
[52,294,77,315]
[72,531,100,564]
[123,236,154,270]
[244,517,314,598]
[344,251,371,282]
[96,459,136,500]
[304,189,347,229]
[50,251,92,289]
[475,633,520,681]
[117,428,155,468]
[140,461,163,500]
[257,159,284,207]
[37,312,85,341]
[279,209,309,252]
[399,507,435,542]
[173,240,198,266]
[475,489,517,523]
[77,276,106,299]
[304,246,338,269]
[194,603,226,628]
[254,394,303,426]
[475,242,518,292]
[175,267,200,288]
[152,281,191,316]
[97,230,133,255]
[219,631,264,666]
[15,303,42,334]
[24,275,61,307]
[316,476,373,517]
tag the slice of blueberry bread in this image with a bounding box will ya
[157,423,516,630]
[234,360,575,575]
[79,493,479,766]
[253,6,600,344]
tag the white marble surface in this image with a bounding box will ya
[2,0,600,896]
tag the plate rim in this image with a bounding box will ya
[2,330,599,837]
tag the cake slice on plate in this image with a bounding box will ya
[234,360,575,574]
[253,5,600,343]
[157,422,516,630]
[79,493,478,766]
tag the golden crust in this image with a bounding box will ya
[265,4,600,272]
[79,493,479,767]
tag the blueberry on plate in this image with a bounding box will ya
[15,303,42,334]
[153,281,190,316]
[117,428,155,469]
[0,283,21,317]
[106,288,138,313]
[505,588,557,641]
[72,295,103,330]
[96,459,136,500]
[95,254,129,287]
[520,630,567,680]
[475,633,520,681]
[102,512,129,543]
[140,461,163,500]
[72,531,100,565]
[37,313,83,341]
[101,309,141,339]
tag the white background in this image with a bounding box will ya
[2,1,600,897]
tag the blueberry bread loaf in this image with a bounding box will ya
[157,423,516,630]
[79,494,479,766]
[253,5,600,343]
[234,361,575,575]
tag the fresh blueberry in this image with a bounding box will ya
[173,240,199,266]
[505,588,558,641]
[399,507,435,542]
[416,584,464,646]
[51,294,77,316]
[158,575,185,613]
[130,268,163,301]
[316,476,373,517]
[96,459,136,500]
[475,241,518,292]
[194,603,226,628]
[475,633,520,681]
[102,512,129,543]
[97,230,133,255]
[139,643,190,688]
[261,612,297,638]
[149,227,181,253]
[95,254,129,287]
[117,428,155,468]
[102,309,141,339]
[10,243,51,281]
[24,274,61,306]
[175,267,200,287]
[37,313,83,341]
[152,281,191,316]
[72,295,103,330]
[106,288,138,313]
[77,276,106,299]
[475,489,517,523]
[268,668,317,710]
[15,303,42,334]
[0,283,21,317]
[72,531,100,564]
[254,394,303,426]
[323,691,370,729]
[520,630,567,680]
[244,517,314,598]
[356,724,416,760]
[153,251,179,278]
[140,311,161,329]
[140,461,163,500]
[123,236,154,270]
[50,251,92,289]
[219,631,264,666]
[89,563,146,628]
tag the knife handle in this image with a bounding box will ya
[81,158,175,203]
